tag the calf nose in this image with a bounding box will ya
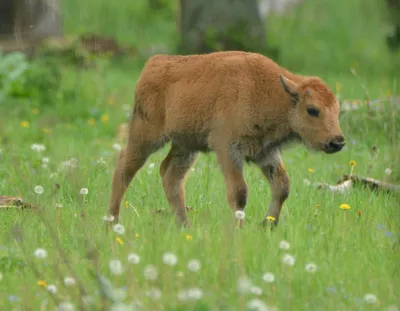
[326,136,345,153]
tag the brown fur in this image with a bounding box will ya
[107,51,345,227]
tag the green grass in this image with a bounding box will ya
[0,0,400,310]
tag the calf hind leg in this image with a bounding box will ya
[160,146,198,227]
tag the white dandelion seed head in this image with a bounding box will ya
[162,252,178,266]
[113,224,125,235]
[47,284,57,294]
[364,293,378,304]
[34,185,44,195]
[187,259,201,272]
[63,276,76,286]
[110,303,132,311]
[385,168,392,175]
[34,248,47,259]
[262,272,275,283]
[146,287,161,300]
[235,210,245,220]
[250,286,263,296]
[187,288,203,300]
[303,178,311,185]
[112,288,127,302]
[103,215,115,222]
[177,289,189,302]
[237,275,252,294]
[148,163,155,169]
[143,264,158,280]
[41,163,48,169]
[56,203,63,208]
[31,143,46,152]
[112,143,122,151]
[127,253,140,264]
[109,259,123,276]
[305,262,318,273]
[279,240,290,250]
[79,188,88,195]
[247,298,269,311]
[57,302,75,311]
[42,157,50,164]
[282,253,295,266]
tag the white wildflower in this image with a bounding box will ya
[58,302,75,311]
[143,264,158,280]
[385,168,392,175]
[103,215,115,222]
[247,298,269,311]
[177,290,189,301]
[113,143,122,151]
[112,288,127,302]
[56,203,63,208]
[47,284,57,294]
[148,163,155,169]
[282,254,295,266]
[97,157,106,164]
[187,259,201,272]
[237,275,252,294]
[364,293,378,304]
[305,262,318,273]
[34,185,44,195]
[279,240,290,250]
[79,188,88,195]
[127,253,140,264]
[303,178,311,185]
[110,303,131,311]
[262,272,275,283]
[42,157,50,164]
[63,276,76,286]
[162,252,178,266]
[34,248,47,259]
[31,143,46,152]
[113,224,125,235]
[109,259,123,275]
[235,210,245,220]
[146,287,161,300]
[187,288,203,300]
[250,286,263,296]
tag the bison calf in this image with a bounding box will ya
[107,51,345,228]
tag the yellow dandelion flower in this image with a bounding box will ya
[20,121,29,128]
[66,124,71,129]
[37,280,47,287]
[125,201,129,208]
[316,204,320,208]
[185,234,193,241]
[116,237,123,245]
[32,108,40,115]
[308,168,314,173]
[349,160,356,167]
[88,118,96,126]
[266,216,276,222]
[339,204,351,210]
[41,128,51,134]
[101,113,109,123]
[135,233,140,238]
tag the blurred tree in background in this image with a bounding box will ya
[386,0,400,51]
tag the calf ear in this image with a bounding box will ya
[280,75,299,104]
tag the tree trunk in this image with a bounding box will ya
[178,0,279,60]
[386,0,400,51]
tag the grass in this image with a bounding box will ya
[0,0,399,310]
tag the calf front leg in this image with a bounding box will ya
[256,152,290,227]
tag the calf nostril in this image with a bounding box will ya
[329,140,345,150]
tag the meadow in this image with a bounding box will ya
[0,0,399,310]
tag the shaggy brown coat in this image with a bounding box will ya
[107,51,345,227]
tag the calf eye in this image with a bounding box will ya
[307,107,320,117]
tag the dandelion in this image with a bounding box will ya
[101,113,109,123]
[116,237,123,245]
[349,160,356,167]
[235,210,245,220]
[34,185,44,195]
[103,215,115,222]
[42,157,50,164]
[47,284,57,294]
[135,233,140,238]
[113,143,122,151]
[185,234,192,241]
[250,286,263,296]
[162,252,178,266]
[97,157,106,165]
[37,280,47,287]
[88,118,96,126]
[237,275,252,294]
[266,216,275,222]
[112,288,127,302]
[385,168,392,175]
[63,277,76,286]
[58,302,75,311]
[187,288,203,300]
[113,224,125,235]
[262,272,275,283]
[364,293,377,304]
[146,287,161,300]
[79,188,88,195]
[41,128,51,134]
[282,254,295,266]
[56,203,63,208]
[34,248,47,259]
[279,240,290,250]
[143,265,158,280]
[247,299,270,311]
[109,259,123,276]
[127,253,140,264]
[31,143,46,152]
[187,259,201,272]
[307,168,314,173]
[20,121,29,128]
[339,204,351,210]
[305,262,318,273]
[148,163,155,169]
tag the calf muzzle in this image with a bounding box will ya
[324,136,345,154]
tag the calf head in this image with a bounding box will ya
[280,75,345,154]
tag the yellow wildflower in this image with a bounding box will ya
[336,82,342,94]
[349,160,356,167]
[101,113,109,123]
[20,121,29,128]
[37,280,47,287]
[125,201,129,208]
[307,168,314,173]
[41,128,51,134]
[185,234,193,241]
[316,204,320,208]
[116,237,123,245]
[135,233,140,238]
[339,204,351,210]
[32,108,40,115]
[266,216,276,222]
[88,118,96,126]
